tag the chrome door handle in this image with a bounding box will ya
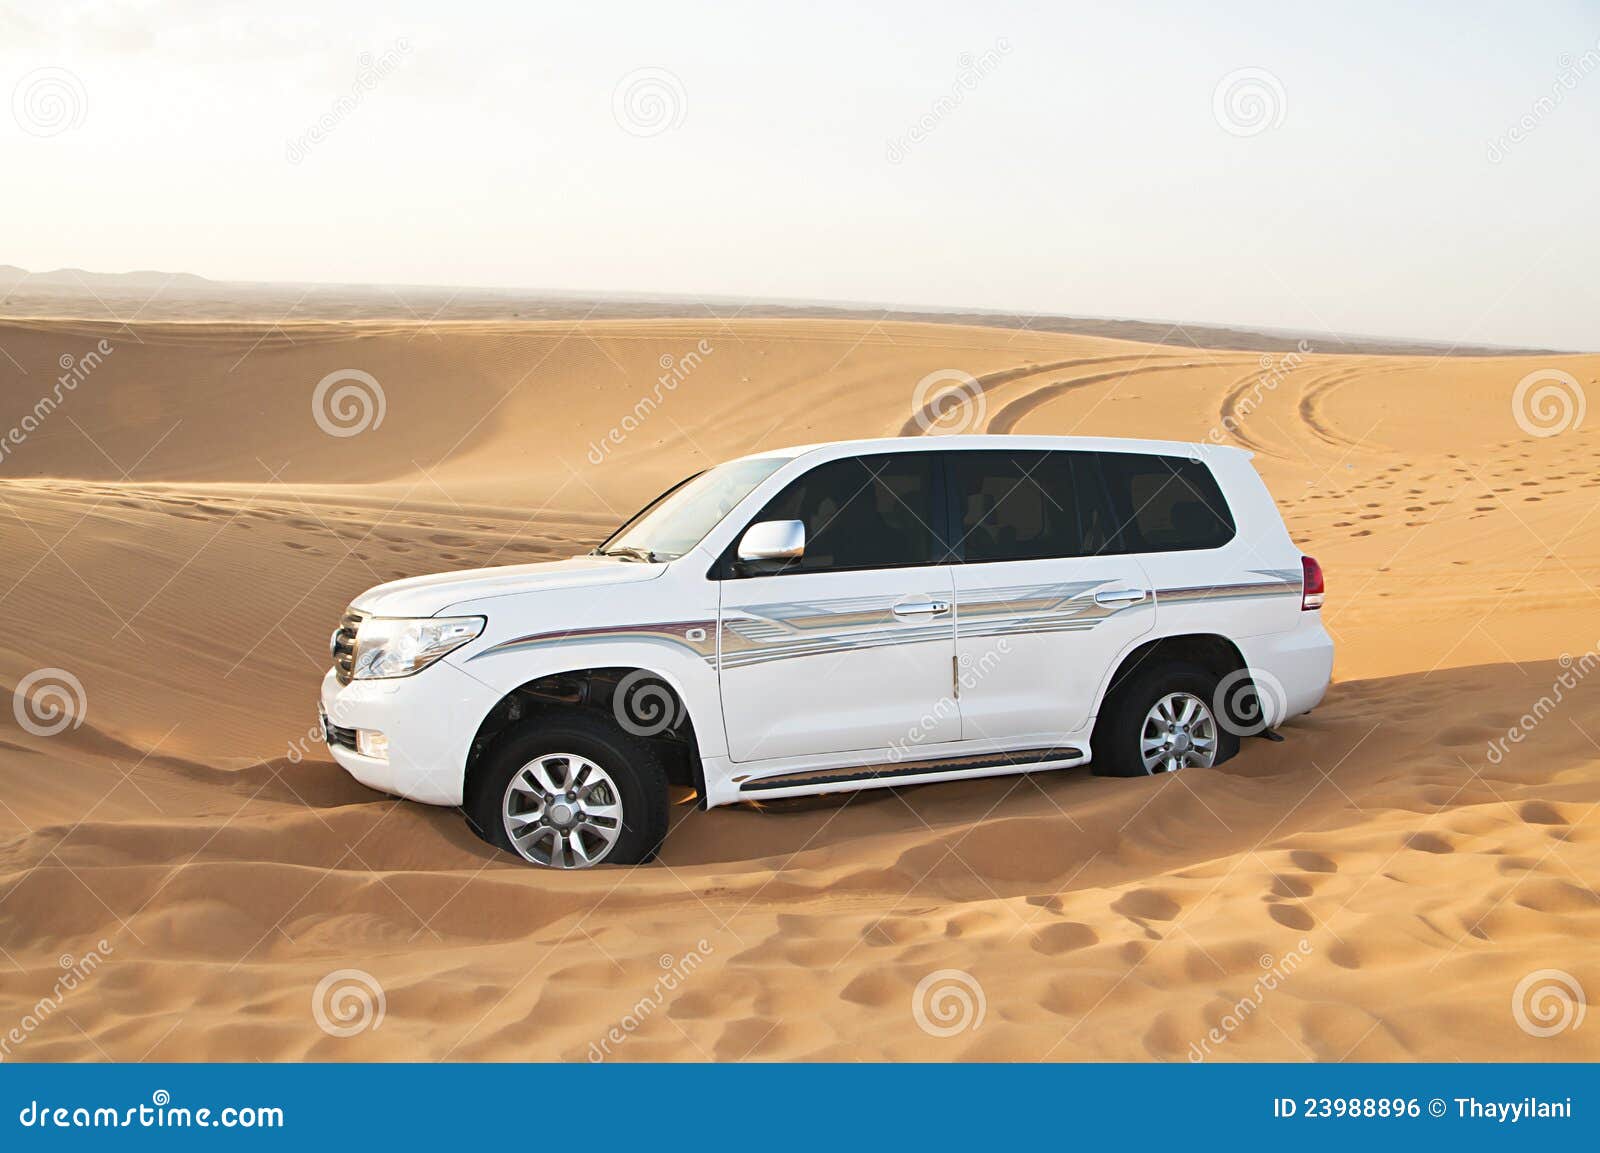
[1094,588,1147,605]
[893,600,951,617]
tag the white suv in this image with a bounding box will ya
[318,436,1332,868]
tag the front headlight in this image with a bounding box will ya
[351,616,485,679]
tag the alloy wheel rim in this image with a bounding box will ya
[1139,692,1219,774]
[501,753,624,868]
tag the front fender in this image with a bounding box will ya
[446,632,727,759]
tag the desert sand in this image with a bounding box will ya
[1,313,1596,1061]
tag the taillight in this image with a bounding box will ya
[1301,555,1324,610]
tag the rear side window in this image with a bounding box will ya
[950,451,1085,563]
[1090,452,1235,553]
[745,453,945,573]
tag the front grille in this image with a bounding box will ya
[331,609,366,685]
[325,720,359,751]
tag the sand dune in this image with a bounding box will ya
[1,315,1596,1060]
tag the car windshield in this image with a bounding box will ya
[595,455,795,562]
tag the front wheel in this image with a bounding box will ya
[1091,661,1240,777]
[466,715,669,868]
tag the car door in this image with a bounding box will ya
[718,451,960,763]
[947,449,1155,744]
[1091,448,1268,636]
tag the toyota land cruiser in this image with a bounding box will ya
[318,435,1332,868]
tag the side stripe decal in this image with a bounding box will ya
[471,620,720,664]
[467,570,1301,669]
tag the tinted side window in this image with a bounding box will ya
[951,451,1085,562]
[748,453,944,573]
[1091,452,1235,553]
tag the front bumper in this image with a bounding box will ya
[317,659,502,806]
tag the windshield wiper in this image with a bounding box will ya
[592,545,658,563]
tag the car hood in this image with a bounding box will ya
[350,556,665,617]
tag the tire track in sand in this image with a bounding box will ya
[897,354,1181,436]
[984,358,1257,435]
[1296,361,1411,451]
[1217,363,1292,456]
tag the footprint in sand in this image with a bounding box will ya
[1326,941,1363,969]
[1120,939,1151,964]
[1267,902,1316,930]
[713,1016,788,1059]
[1030,922,1099,955]
[1270,874,1313,899]
[1289,850,1338,873]
[1404,831,1454,854]
[1519,800,1566,826]
[1110,888,1181,922]
[837,969,898,1008]
[943,908,1006,938]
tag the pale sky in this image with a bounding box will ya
[4,0,1598,349]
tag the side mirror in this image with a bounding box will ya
[737,519,805,563]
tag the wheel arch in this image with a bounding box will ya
[462,663,707,805]
[1094,632,1252,724]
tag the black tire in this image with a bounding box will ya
[1090,660,1240,777]
[465,713,669,867]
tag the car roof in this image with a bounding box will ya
[735,434,1250,464]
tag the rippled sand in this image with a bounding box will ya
[1,315,1595,1060]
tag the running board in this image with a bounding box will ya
[738,746,1085,794]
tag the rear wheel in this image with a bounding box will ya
[1091,661,1239,777]
[467,715,668,868]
